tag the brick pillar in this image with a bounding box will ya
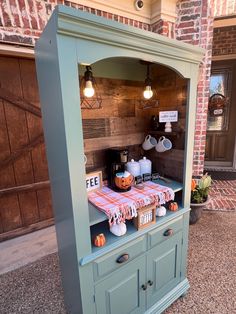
[175,0,214,177]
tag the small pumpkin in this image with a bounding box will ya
[94,233,106,247]
[191,179,197,191]
[114,171,133,190]
[169,202,178,211]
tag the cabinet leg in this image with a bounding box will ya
[180,291,188,298]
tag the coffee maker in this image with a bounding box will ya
[107,147,131,192]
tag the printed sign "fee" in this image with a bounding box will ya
[86,171,103,192]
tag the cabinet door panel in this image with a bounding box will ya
[147,232,182,308]
[95,256,146,314]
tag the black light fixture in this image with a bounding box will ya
[83,65,95,98]
[143,63,153,100]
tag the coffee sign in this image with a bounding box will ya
[86,171,102,193]
[159,111,178,122]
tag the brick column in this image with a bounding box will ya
[175,0,214,177]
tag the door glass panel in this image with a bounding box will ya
[207,69,231,131]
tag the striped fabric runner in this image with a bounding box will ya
[88,181,174,226]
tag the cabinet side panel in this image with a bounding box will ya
[35,13,95,314]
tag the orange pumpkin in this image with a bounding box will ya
[169,202,178,211]
[191,179,197,191]
[114,174,133,190]
[94,233,106,247]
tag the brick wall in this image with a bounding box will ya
[213,25,236,56]
[0,0,149,46]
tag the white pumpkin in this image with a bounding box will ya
[110,222,127,236]
[156,206,166,217]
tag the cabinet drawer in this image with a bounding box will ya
[148,216,183,248]
[93,235,146,280]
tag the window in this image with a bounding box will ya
[207,68,231,131]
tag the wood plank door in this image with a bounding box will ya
[0,56,53,241]
[205,60,236,167]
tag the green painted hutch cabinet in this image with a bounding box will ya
[35,5,204,314]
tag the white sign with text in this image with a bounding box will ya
[159,111,178,122]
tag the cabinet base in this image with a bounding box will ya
[145,278,190,314]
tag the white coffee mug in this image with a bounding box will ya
[142,135,157,150]
[155,136,172,152]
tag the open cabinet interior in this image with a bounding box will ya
[79,57,189,255]
[35,5,203,314]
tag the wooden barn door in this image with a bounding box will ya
[0,56,53,241]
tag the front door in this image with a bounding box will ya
[205,60,236,168]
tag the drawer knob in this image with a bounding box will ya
[163,228,174,237]
[141,284,147,291]
[148,280,153,286]
[116,253,129,264]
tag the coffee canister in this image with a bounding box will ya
[126,159,141,177]
[139,157,152,176]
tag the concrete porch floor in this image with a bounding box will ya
[0,226,57,275]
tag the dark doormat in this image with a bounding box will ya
[206,171,236,181]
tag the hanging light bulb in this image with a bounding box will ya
[143,63,153,100]
[143,85,153,99]
[83,66,95,98]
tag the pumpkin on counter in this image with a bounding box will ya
[169,202,178,211]
[93,233,106,247]
[114,171,133,190]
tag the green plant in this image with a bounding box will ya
[191,173,212,204]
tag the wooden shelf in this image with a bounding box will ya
[88,178,183,227]
[150,130,183,137]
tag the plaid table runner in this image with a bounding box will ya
[88,181,174,226]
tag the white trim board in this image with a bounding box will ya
[0,43,34,58]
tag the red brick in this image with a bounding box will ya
[28,0,39,29]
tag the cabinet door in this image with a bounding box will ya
[95,256,146,314]
[147,231,182,308]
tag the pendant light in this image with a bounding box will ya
[83,66,95,98]
[143,63,153,100]
[80,65,102,109]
